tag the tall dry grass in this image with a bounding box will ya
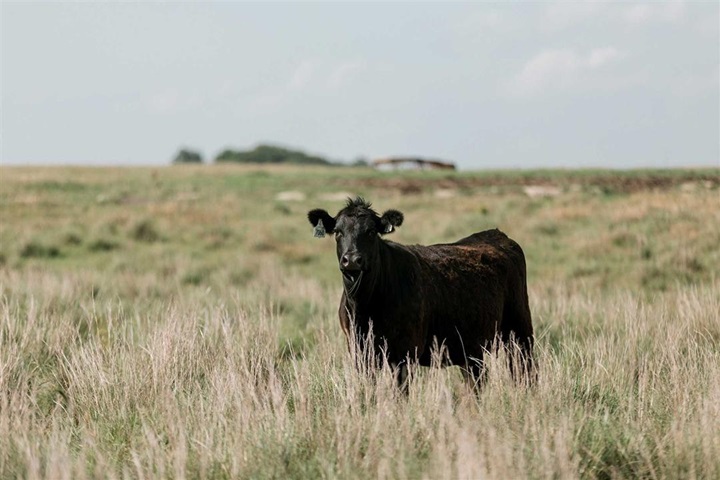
[1,269,718,479]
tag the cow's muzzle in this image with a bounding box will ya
[340,253,363,272]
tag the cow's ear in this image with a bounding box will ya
[307,209,336,238]
[380,209,404,234]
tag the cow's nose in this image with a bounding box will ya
[341,254,363,270]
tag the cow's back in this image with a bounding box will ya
[402,228,529,363]
[408,228,525,284]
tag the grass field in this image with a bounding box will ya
[1,165,719,479]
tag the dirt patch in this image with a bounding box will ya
[318,191,355,202]
[276,191,306,202]
[523,185,562,198]
[434,188,457,199]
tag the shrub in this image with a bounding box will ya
[172,148,203,164]
[19,241,61,258]
[130,219,160,243]
[215,144,331,165]
[182,267,211,285]
[351,157,370,167]
[88,238,120,252]
[64,232,83,246]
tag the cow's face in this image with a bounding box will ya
[308,198,403,280]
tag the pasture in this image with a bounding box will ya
[1,165,719,479]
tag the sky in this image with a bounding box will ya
[1,2,718,170]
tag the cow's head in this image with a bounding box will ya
[308,197,403,281]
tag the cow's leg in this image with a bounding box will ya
[391,360,410,396]
[518,334,535,384]
[504,333,534,385]
[501,315,535,386]
[388,360,410,397]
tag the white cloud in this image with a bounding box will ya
[146,88,204,114]
[326,61,366,89]
[542,2,606,31]
[248,91,285,112]
[622,4,651,24]
[148,88,179,113]
[695,13,719,38]
[585,47,623,69]
[540,1,688,31]
[507,47,626,96]
[281,59,367,93]
[665,66,720,98]
[622,1,686,25]
[288,61,317,91]
[453,9,512,46]
[247,59,368,113]
[459,10,504,31]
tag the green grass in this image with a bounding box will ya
[0,164,719,478]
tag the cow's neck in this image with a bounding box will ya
[343,240,413,317]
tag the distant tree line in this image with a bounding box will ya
[172,144,368,166]
[216,145,331,165]
[172,149,204,164]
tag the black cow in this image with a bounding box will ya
[308,197,534,391]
